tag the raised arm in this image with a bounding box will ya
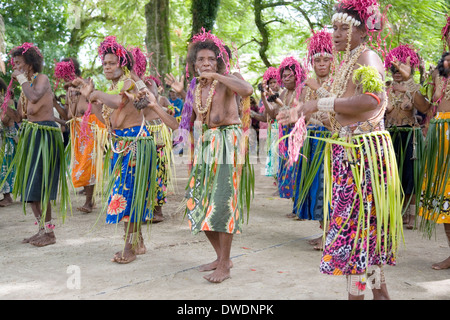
[199,72,253,98]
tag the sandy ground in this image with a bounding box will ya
[0,161,449,301]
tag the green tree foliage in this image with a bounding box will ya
[1,0,450,89]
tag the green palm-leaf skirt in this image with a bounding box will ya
[293,125,331,220]
[387,125,424,209]
[185,124,254,235]
[102,125,157,228]
[417,112,450,238]
[1,120,70,225]
[146,119,175,207]
[319,130,404,276]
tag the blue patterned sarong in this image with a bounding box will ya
[105,125,156,224]
[293,125,329,220]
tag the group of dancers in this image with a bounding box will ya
[0,0,449,299]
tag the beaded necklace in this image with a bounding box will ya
[330,44,366,98]
[195,80,218,124]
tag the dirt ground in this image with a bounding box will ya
[0,161,449,301]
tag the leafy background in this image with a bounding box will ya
[1,0,449,93]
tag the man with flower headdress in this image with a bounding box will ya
[56,57,107,214]
[384,45,429,230]
[77,36,157,264]
[183,28,254,283]
[278,0,403,300]
[293,29,334,249]
[3,43,70,247]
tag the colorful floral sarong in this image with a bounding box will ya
[293,125,330,220]
[0,126,17,194]
[320,131,403,276]
[185,124,254,235]
[105,125,157,225]
[69,115,107,189]
[277,124,296,198]
[418,112,450,235]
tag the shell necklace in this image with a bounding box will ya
[195,80,218,124]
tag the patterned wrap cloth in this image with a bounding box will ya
[69,115,107,188]
[105,125,156,224]
[185,124,254,235]
[418,112,450,226]
[0,126,17,194]
[319,127,403,276]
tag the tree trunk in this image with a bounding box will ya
[145,0,172,77]
[190,0,221,39]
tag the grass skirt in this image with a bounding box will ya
[417,112,450,237]
[320,131,403,275]
[1,120,70,224]
[293,125,330,220]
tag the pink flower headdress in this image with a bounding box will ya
[306,29,334,67]
[129,46,147,78]
[263,67,278,85]
[333,0,382,31]
[98,36,129,67]
[9,42,42,66]
[276,56,306,89]
[2,43,43,115]
[53,59,77,91]
[384,44,420,71]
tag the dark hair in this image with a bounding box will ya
[10,46,43,73]
[279,64,306,83]
[62,57,81,77]
[102,49,134,72]
[438,52,450,78]
[187,40,227,76]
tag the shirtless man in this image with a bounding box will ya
[10,43,67,247]
[184,33,253,283]
[79,36,156,264]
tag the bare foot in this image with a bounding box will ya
[314,237,324,251]
[111,245,136,264]
[431,256,450,270]
[29,232,56,247]
[135,237,147,255]
[0,197,13,207]
[198,259,233,272]
[203,265,231,283]
[76,203,93,214]
[308,236,321,246]
[22,230,44,244]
